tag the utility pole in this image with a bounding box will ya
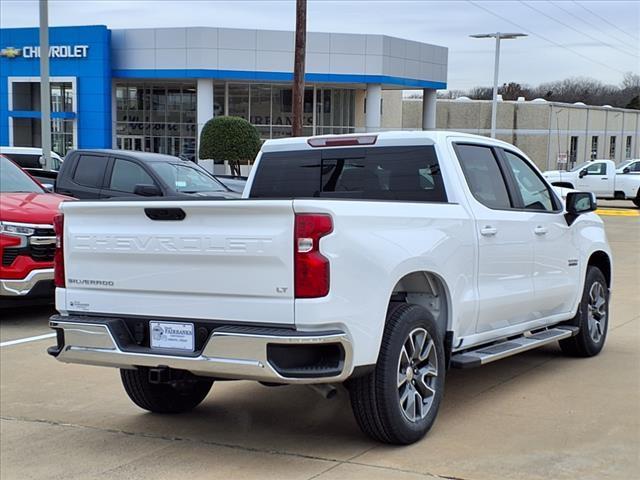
[291,0,307,137]
[39,0,52,170]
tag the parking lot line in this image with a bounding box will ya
[0,333,56,348]
[596,209,640,217]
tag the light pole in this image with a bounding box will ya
[39,0,52,170]
[470,32,527,138]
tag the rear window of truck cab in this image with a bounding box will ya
[250,145,447,203]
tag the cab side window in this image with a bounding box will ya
[585,163,606,175]
[73,155,108,188]
[502,150,556,212]
[454,144,512,209]
[109,159,156,193]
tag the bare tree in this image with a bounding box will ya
[621,71,640,90]
[460,75,639,109]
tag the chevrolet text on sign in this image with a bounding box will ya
[22,45,89,58]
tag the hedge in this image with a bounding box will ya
[199,116,261,165]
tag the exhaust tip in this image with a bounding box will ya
[308,384,338,400]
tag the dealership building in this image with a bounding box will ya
[0,25,448,160]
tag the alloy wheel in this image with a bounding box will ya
[587,281,607,344]
[397,327,438,422]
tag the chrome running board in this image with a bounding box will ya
[450,326,579,369]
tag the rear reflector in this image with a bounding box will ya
[294,214,333,298]
[307,135,377,147]
[53,214,65,288]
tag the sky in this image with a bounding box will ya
[1,0,638,91]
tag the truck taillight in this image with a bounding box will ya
[53,214,65,288]
[294,214,333,298]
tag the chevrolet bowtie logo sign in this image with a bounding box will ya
[0,47,22,58]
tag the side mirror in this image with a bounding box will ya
[578,169,588,178]
[622,167,630,174]
[133,184,162,197]
[565,191,596,225]
[42,183,54,192]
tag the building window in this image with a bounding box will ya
[228,84,249,120]
[116,82,197,161]
[590,136,598,160]
[626,136,633,159]
[569,136,578,165]
[51,119,73,155]
[609,136,616,160]
[10,81,75,156]
[214,83,356,140]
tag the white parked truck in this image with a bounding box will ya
[543,159,640,207]
[49,131,612,444]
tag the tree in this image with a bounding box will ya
[460,75,639,108]
[499,82,526,100]
[199,116,261,176]
[621,72,640,90]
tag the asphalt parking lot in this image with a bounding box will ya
[1,204,638,480]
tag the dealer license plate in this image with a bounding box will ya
[149,321,194,351]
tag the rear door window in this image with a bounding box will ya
[454,144,512,210]
[72,154,108,188]
[250,146,447,202]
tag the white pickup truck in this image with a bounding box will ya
[49,131,612,445]
[543,159,640,207]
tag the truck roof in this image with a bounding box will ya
[65,149,184,163]
[260,130,517,153]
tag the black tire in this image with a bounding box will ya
[347,303,445,444]
[559,266,609,357]
[633,197,640,209]
[120,367,213,413]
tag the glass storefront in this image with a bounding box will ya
[115,82,197,161]
[115,81,356,160]
[218,82,356,139]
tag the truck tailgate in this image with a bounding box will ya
[59,199,295,325]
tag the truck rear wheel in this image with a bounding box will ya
[347,303,445,444]
[559,266,609,357]
[120,367,213,413]
[633,197,640,208]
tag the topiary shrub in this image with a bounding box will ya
[199,116,261,175]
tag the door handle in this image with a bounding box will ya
[534,225,548,235]
[480,226,498,236]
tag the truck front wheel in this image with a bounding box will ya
[559,266,609,357]
[120,367,213,413]
[347,303,445,444]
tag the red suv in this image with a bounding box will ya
[0,155,71,306]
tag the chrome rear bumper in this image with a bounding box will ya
[49,317,353,384]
